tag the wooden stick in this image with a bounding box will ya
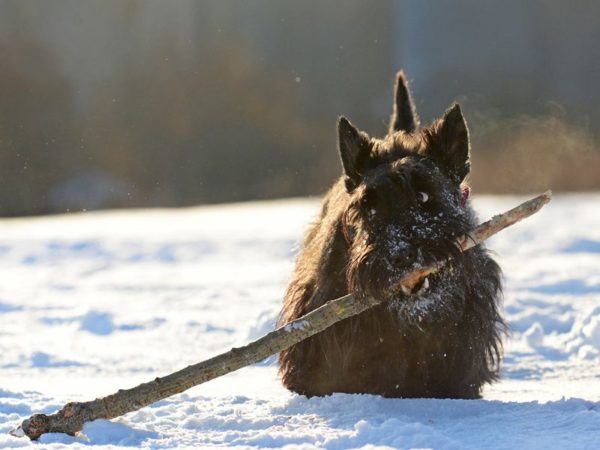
[13,191,552,440]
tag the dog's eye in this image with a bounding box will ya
[360,189,374,207]
[416,192,429,203]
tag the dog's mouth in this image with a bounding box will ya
[400,276,430,297]
[391,267,442,300]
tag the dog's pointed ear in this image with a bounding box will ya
[427,103,471,184]
[338,116,371,192]
[389,70,419,134]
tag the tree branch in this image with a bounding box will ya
[13,191,552,440]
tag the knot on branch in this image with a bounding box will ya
[21,402,87,440]
[21,413,50,440]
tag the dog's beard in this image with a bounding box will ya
[346,226,470,325]
[386,264,467,325]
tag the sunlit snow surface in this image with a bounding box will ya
[1,194,599,449]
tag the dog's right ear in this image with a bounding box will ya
[389,70,419,134]
[338,116,371,192]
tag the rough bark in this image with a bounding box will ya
[14,191,551,440]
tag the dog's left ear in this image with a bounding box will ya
[426,103,471,184]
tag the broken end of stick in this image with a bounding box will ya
[541,190,552,204]
[512,189,553,221]
[527,190,552,214]
[8,425,26,438]
[518,190,553,221]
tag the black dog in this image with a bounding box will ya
[278,71,504,399]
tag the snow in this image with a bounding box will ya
[1,194,599,449]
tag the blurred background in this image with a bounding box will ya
[1,0,599,216]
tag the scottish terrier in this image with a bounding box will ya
[278,71,504,399]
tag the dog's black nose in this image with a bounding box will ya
[391,247,418,265]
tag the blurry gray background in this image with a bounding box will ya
[1,0,599,216]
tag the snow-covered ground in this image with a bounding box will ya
[1,194,599,449]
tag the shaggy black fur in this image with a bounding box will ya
[278,71,504,399]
